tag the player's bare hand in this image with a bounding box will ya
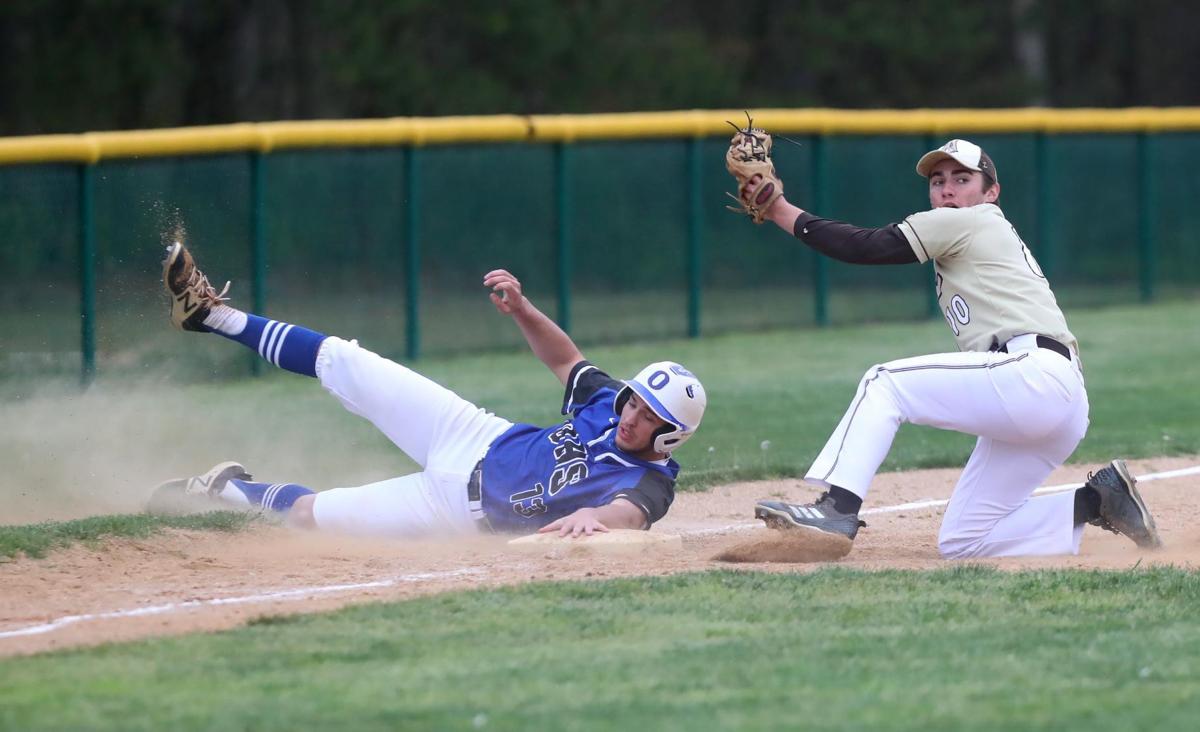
[483,269,526,315]
[740,174,791,224]
[739,173,765,204]
[538,508,611,538]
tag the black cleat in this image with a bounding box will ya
[1086,459,1163,549]
[755,493,866,540]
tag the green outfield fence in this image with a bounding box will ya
[2,108,1199,384]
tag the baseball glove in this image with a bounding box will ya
[724,115,784,224]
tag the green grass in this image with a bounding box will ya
[1,300,1198,530]
[0,512,259,561]
[2,303,1197,726]
[3,567,1199,731]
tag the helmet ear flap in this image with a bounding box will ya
[613,386,632,416]
[651,424,677,454]
[615,387,675,455]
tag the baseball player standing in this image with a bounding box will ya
[151,244,706,538]
[726,132,1161,557]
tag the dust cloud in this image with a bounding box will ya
[0,377,413,525]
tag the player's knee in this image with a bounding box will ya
[859,364,895,396]
[938,538,975,560]
[937,525,983,559]
[858,363,904,417]
[288,494,318,530]
[936,518,984,559]
[861,364,883,384]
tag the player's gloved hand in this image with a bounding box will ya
[725,114,785,224]
[538,507,611,538]
[483,269,527,315]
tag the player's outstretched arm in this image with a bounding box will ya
[741,175,918,266]
[738,173,804,234]
[537,499,648,537]
[483,269,584,386]
[761,195,806,234]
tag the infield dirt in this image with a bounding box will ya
[2,456,1198,657]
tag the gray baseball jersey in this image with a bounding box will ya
[896,203,1077,354]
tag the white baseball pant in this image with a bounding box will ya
[309,337,513,536]
[806,334,1090,558]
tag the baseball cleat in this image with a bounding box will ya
[1086,459,1163,549]
[146,461,251,515]
[162,241,231,331]
[755,493,867,540]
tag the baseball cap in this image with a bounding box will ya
[915,139,998,184]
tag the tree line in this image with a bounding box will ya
[1,0,1197,136]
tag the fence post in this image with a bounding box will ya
[405,146,422,360]
[249,152,267,376]
[1034,133,1055,278]
[810,135,829,326]
[687,137,702,338]
[78,164,95,386]
[554,143,573,333]
[1136,133,1157,302]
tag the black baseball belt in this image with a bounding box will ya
[467,458,494,533]
[996,335,1072,361]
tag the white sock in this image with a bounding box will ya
[203,305,248,335]
[216,483,252,505]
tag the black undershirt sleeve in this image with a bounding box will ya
[561,360,622,415]
[791,211,919,265]
[615,471,675,527]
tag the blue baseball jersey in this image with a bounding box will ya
[479,361,679,533]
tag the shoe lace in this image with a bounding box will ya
[813,492,867,527]
[187,266,231,305]
[1085,466,1121,490]
[813,491,834,506]
[1083,467,1125,536]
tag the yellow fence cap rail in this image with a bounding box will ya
[5,108,1200,166]
[260,118,417,151]
[506,107,1200,141]
[530,111,734,141]
[0,134,99,165]
[259,115,532,150]
[85,123,262,159]
[414,115,531,145]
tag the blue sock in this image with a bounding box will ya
[228,479,315,512]
[216,314,325,377]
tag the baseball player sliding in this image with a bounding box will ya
[151,244,706,538]
[726,127,1161,557]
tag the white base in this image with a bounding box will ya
[506,529,682,556]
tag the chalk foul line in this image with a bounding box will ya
[864,463,1200,516]
[681,464,1200,537]
[0,568,483,640]
[3,464,1198,641]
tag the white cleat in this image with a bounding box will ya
[146,461,251,515]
